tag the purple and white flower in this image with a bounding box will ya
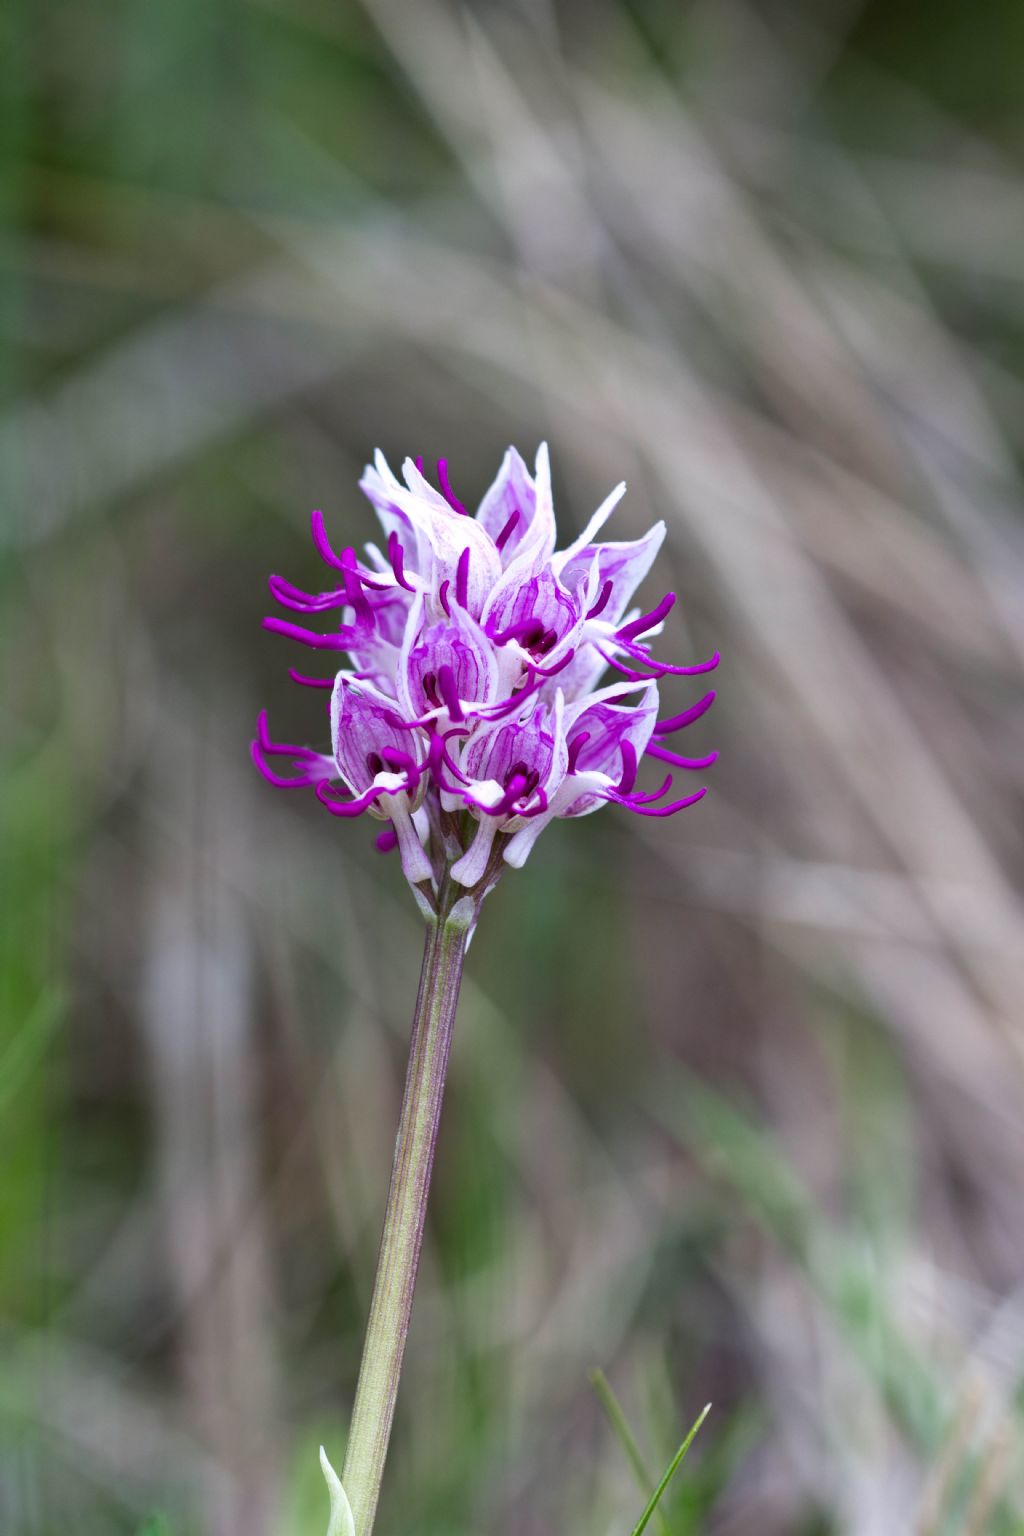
[253,446,718,904]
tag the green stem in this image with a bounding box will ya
[341,881,471,1536]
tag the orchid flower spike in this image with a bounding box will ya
[254,445,718,916]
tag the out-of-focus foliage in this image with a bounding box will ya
[2,2,1023,1533]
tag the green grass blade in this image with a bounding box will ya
[589,1369,672,1536]
[629,1404,711,1536]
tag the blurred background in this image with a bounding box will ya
[3,1,1024,1532]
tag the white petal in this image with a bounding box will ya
[451,817,499,886]
[563,677,657,728]
[551,481,627,572]
[389,802,433,885]
[502,809,557,867]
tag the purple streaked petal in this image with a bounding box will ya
[330,676,429,796]
[399,610,497,722]
[483,566,579,658]
[358,458,420,556]
[411,497,503,618]
[557,687,658,808]
[559,522,666,627]
[476,444,555,569]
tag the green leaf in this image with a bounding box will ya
[320,1446,356,1536]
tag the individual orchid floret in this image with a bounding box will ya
[442,693,568,886]
[482,564,581,674]
[396,595,501,727]
[323,678,432,884]
[253,443,718,916]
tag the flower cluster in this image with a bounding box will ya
[253,446,717,906]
